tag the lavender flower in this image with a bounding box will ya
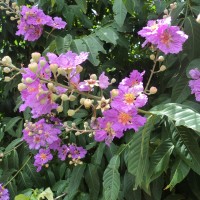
[0,184,9,200]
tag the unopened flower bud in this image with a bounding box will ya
[71,123,76,128]
[84,99,93,109]
[6,10,11,15]
[28,62,38,73]
[150,86,158,94]
[61,94,68,101]
[0,152,4,158]
[3,67,11,73]
[50,64,58,74]
[170,3,177,10]
[196,14,200,24]
[164,9,168,15]
[111,78,116,84]
[39,60,46,67]
[80,98,85,105]
[0,6,4,10]
[12,2,17,7]
[158,56,164,62]
[51,94,59,101]
[4,76,11,82]
[10,16,16,21]
[57,68,65,75]
[18,83,27,91]
[57,105,63,113]
[2,56,12,65]
[69,95,76,101]
[76,65,83,73]
[68,109,75,116]
[25,77,34,84]
[47,83,54,90]
[150,54,155,60]
[160,65,166,72]
[111,89,119,98]
[31,52,41,63]
[75,131,81,136]
[90,74,97,80]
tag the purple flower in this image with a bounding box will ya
[156,25,188,54]
[94,109,124,145]
[138,17,188,54]
[189,68,200,102]
[111,86,148,112]
[16,6,66,41]
[34,149,53,172]
[58,145,69,161]
[22,119,61,150]
[119,70,145,88]
[189,68,200,80]
[68,144,87,159]
[99,72,110,89]
[0,184,9,200]
[47,17,67,29]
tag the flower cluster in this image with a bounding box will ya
[138,17,188,54]
[0,184,9,200]
[94,70,148,145]
[18,51,89,118]
[16,6,66,41]
[23,119,87,171]
[189,68,200,102]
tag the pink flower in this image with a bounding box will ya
[22,119,61,150]
[47,17,67,29]
[99,72,109,89]
[58,145,69,161]
[156,25,188,54]
[111,86,148,112]
[189,68,200,102]
[0,184,9,200]
[138,17,188,54]
[68,144,87,159]
[34,149,53,172]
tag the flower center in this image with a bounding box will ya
[105,122,115,136]
[118,112,132,125]
[151,24,158,31]
[124,93,135,104]
[160,30,172,45]
[40,153,47,160]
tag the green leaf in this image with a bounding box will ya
[38,188,54,200]
[72,109,88,118]
[92,143,105,165]
[171,2,185,23]
[55,35,72,54]
[184,16,200,60]
[186,58,200,78]
[127,115,160,189]
[75,0,87,13]
[8,149,19,169]
[82,35,106,66]
[85,164,100,200]
[165,158,190,190]
[151,103,200,133]
[122,0,135,15]
[18,171,33,189]
[15,194,30,200]
[64,164,86,200]
[171,73,190,103]
[113,0,127,27]
[5,117,22,132]
[103,155,120,200]
[5,138,22,153]
[170,124,200,175]
[71,39,87,54]
[148,139,174,182]
[95,26,119,45]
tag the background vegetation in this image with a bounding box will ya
[1,0,200,199]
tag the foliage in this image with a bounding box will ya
[0,0,200,200]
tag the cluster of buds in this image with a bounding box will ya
[0,0,20,21]
[163,2,177,18]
